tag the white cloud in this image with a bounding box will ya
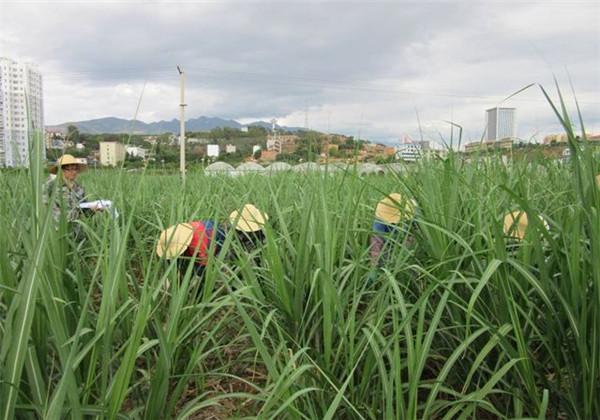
[0,1,598,141]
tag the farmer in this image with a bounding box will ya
[502,210,550,253]
[156,204,268,278]
[370,193,417,267]
[44,154,96,234]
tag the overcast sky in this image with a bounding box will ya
[1,0,598,144]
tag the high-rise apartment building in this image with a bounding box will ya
[485,107,516,141]
[0,57,44,167]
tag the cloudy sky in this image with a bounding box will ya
[1,0,598,144]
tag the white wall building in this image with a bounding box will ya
[45,129,64,150]
[0,57,44,167]
[207,144,219,157]
[396,141,429,162]
[100,141,126,166]
[187,137,209,145]
[225,144,236,154]
[486,107,516,141]
[266,137,281,152]
[126,146,146,159]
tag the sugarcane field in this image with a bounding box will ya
[1,124,599,418]
[1,1,600,418]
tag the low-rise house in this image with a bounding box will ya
[45,129,65,149]
[187,137,209,145]
[207,144,219,157]
[464,139,512,153]
[397,143,426,162]
[144,136,158,145]
[266,134,298,153]
[126,146,147,159]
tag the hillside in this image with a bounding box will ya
[46,116,305,134]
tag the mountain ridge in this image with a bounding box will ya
[46,116,306,134]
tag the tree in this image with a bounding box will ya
[66,125,80,143]
[294,133,322,162]
[64,147,89,158]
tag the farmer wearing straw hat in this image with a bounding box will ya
[156,204,268,278]
[228,204,269,254]
[370,193,417,267]
[502,210,550,253]
[44,154,91,225]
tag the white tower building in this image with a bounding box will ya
[485,107,516,141]
[0,57,44,167]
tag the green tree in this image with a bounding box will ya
[66,125,80,143]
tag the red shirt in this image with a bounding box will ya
[184,220,224,266]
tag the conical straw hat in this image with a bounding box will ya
[229,204,268,232]
[375,193,416,224]
[156,223,194,259]
[49,154,87,174]
[503,211,549,240]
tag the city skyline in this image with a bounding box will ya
[1,1,598,144]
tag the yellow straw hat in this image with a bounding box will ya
[49,154,87,174]
[156,223,194,259]
[229,204,268,232]
[503,211,549,240]
[375,193,416,224]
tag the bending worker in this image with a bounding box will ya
[502,209,550,252]
[370,192,417,267]
[156,203,268,278]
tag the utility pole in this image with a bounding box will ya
[177,65,186,180]
[415,107,424,143]
[304,107,309,130]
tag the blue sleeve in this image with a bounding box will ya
[215,224,227,246]
[373,220,394,234]
[203,221,226,247]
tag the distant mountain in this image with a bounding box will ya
[46,116,306,135]
[247,120,306,132]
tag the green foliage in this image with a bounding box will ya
[276,152,300,163]
[189,125,268,140]
[66,124,80,143]
[339,136,367,150]
[0,87,598,418]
